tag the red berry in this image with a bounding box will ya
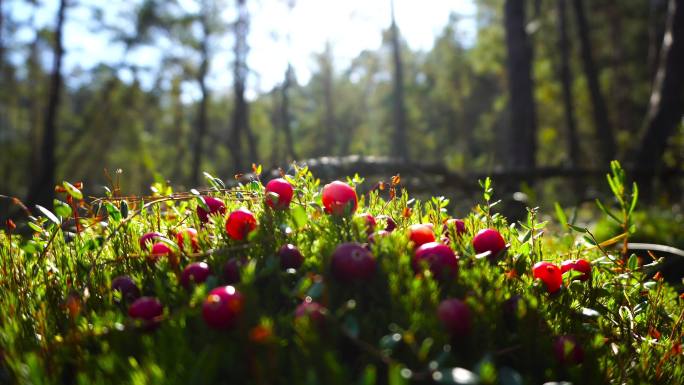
[223,257,246,284]
[225,208,257,241]
[295,301,326,327]
[196,196,226,224]
[149,242,173,262]
[472,228,506,258]
[278,244,304,270]
[357,213,377,233]
[413,242,459,280]
[265,178,294,209]
[202,286,244,329]
[533,261,563,294]
[330,242,376,282]
[376,215,397,232]
[176,228,199,253]
[553,335,584,365]
[139,232,162,251]
[128,297,163,330]
[181,262,212,288]
[560,259,591,281]
[443,218,466,238]
[321,181,358,216]
[111,275,140,302]
[438,298,472,337]
[408,224,436,248]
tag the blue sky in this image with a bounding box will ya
[8,0,476,101]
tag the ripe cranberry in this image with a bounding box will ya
[149,242,173,262]
[330,242,376,282]
[196,196,226,224]
[321,181,358,216]
[265,178,294,209]
[295,301,326,327]
[376,215,397,232]
[181,262,212,288]
[443,218,466,238]
[408,224,436,248]
[128,297,163,330]
[202,286,244,329]
[139,232,162,251]
[413,242,458,280]
[176,228,199,253]
[111,275,140,302]
[223,257,246,284]
[472,228,507,258]
[357,213,377,233]
[438,298,472,337]
[533,261,563,294]
[278,244,304,270]
[560,259,592,281]
[225,208,257,241]
[553,335,584,365]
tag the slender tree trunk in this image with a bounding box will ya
[636,0,684,179]
[281,64,297,160]
[558,0,580,167]
[230,0,251,171]
[648,0,667,79]
[572,0,616,164]
[504,0,537,170]
[192,17,210,186]
[27,0,67,208]
[389,0,409,161]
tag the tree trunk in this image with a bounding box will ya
[191,14,210,186]
[27,0,67,209]
[389,0,409,161]
[636,0,684,179]
[557,0,580,167]
[281,64,297,161]
[504,0,537,170]
[230,0,253,172]
[572,0,616,164]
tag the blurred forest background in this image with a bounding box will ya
[0,0,683,213]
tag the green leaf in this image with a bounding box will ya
[388,364,408,385]
[104,202,122,222]
[53,199,72,218]
[628,182,638,215]
[62,181,83,200]
[554,202,567,228]
[196,196,210,212]
[27,221,43,233]
[36,205,60,225]
[595,199,620,224]
[568,224,586,233]
[627,254,639,271]
[291,205,308,229]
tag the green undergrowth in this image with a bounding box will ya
[0,162,682,385]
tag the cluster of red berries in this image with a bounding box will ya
[117,176,587,367]
[532,258,591,294]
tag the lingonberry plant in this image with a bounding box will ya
[0,162,681,384]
